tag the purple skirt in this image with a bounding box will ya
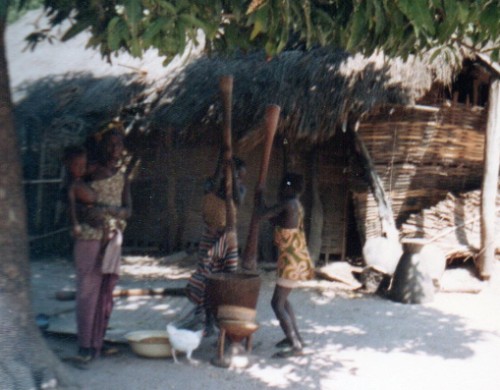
[74,239,119,354]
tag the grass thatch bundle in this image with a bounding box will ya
[151,47,457,147]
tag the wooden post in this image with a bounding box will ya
[305,148,323,262]
[242,105,281,271]
[219,75,235,230]
[478,78,500,280]
[352,128,399,241]
[164,129,179,252]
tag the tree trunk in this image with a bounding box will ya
[0,13,76,389]
[478,78,500,280]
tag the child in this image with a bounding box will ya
[62,145,99,238]
[62,145,112,252]
[257,172,315,358]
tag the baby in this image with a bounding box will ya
[62,145,110,250]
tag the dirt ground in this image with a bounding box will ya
[32,253,500,390]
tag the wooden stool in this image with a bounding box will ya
[213,320,259,368]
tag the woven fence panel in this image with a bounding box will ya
[401,188,500,261]
[352,104,487,241]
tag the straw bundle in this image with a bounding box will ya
[400,187,500,262]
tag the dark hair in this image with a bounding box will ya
[97,128,125,164]
[233,156,246,171]
[62,145,86,164]
[281,172,304,194]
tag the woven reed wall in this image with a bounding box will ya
[352,103,488,243]
[125,141,285,254]
[316,144,350,260]
[401,188,500,260]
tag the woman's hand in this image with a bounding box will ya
[105,205,131,220]
[72,224,82,238]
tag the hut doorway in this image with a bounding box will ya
[315,132,362,264]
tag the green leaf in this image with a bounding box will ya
[157,0,177,14]
[436,0,458,43]
[176,22,186,54]
[249,6,268,40]
[62,20,91,41]
[346,2,366,51]
[399,0,436,36]
[124,0,142,36]
[429,48,443,62]
[179,14,206,30]
[130,37,142,57]
[107,16,124,51]
[478,2,500,33]
[142,17,168,45]
[373,0,385,36]
[455,2,469,24]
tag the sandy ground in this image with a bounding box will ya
[32,254,500,390]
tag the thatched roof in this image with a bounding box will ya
[151,47,461,146]
[15,72,148,144]
[15,72,149,178]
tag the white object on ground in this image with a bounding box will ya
[362,236,403,275]
[166,323,203,363]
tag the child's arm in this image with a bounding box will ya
[73,182,103,228]
[67,186,82,237]
[73,181,97,205]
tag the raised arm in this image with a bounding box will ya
[255,192,287,221]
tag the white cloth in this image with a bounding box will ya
[101,230,123,274]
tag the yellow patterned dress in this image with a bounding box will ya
[274,205,315,288]
[79,171,127,241]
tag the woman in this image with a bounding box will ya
[184,155,246,335]
[258,172,315,358]
[73,128,132,362]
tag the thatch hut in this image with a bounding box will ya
[16,46,496,267]
[128,47,495,265]
[15,72,150,254]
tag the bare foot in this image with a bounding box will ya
[271,348,304,359]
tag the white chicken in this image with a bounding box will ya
[166,323,204,364]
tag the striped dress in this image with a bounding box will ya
[186,229,238,311]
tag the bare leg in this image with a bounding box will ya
[284,300,304,345]
[271,285,302,351]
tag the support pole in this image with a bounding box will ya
[478,78,500,280]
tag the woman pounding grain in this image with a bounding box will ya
[184,153,247,336]
[257,172,315,358]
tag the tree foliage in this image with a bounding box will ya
[25,0,499,64]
